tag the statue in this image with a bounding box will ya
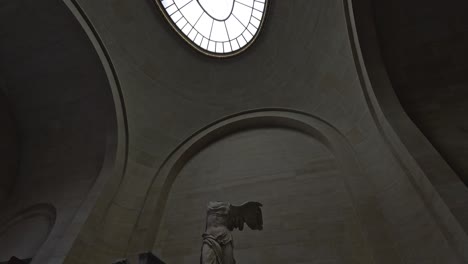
[200,201,263,264]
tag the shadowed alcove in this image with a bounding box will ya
[373,0,468,188]
[348,0,468,244]
[0,0,123,262]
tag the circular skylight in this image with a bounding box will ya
[158,0,268,56]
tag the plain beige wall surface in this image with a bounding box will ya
[155,128,368,263]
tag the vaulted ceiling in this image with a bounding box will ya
[373,0,468,187]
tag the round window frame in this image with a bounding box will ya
[154,0,270,58]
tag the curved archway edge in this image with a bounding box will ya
[129,109,378,262]
[343,0,468,261]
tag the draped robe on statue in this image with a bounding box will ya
[200,201,263,264]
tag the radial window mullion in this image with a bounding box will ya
[157,0,268,56]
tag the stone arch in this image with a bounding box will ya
[130,109,379,262]
[0,0,128,262]
[344,0,468,261]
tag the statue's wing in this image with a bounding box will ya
[229,201,263,231]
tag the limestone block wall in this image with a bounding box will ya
[151,112,377,263]
[157,127,359,263]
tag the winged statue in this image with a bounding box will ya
[200,201,263,264]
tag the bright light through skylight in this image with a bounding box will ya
[159,0,267,55]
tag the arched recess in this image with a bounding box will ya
[156,127,367,263]
[0,204,56,262]
[344,0,468,261]
[58,0,129,262]
[0,0,128,263]
[128,109,385,263]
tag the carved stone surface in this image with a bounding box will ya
[201,201,263,264]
